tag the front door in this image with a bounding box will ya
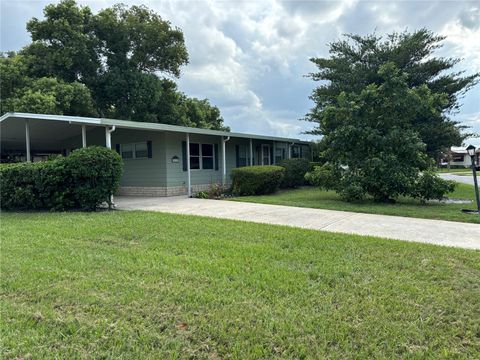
[261,144,270,165]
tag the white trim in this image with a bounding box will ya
[0,112,309,144]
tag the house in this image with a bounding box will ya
[0,113,311,196]
[444,146,480,168]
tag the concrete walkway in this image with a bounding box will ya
[115,196,480,250]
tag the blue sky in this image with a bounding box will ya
[1,0,479,144]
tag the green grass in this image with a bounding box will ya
[230,183,480,224]
[1,211,479,359]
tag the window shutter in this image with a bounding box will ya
[147,141,152,158]
[214,144,219,170]
[235,145,240,167]
[115,144,120,154]
[182,141,187,171]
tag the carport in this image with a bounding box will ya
[0,113,114,162]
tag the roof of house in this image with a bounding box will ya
[450,146,480,154]
[0,112,310,144]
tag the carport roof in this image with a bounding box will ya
[0,112,310,144]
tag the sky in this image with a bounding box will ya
[1,0,479,144]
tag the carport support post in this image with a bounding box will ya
[25,119,31,162]
[273,141,276,164]
[221,136,230,186]
[186,133,191,197]
[249,138,253,166]
[104,126,116,208]
[81,125,87,148]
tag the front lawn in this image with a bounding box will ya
[230,183,480,224]
[1,211,479,358]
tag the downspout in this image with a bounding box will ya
[289,142,295,159]
[222,136,231,186]
[105,126,116,149]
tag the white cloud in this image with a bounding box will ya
[1,0,479,139]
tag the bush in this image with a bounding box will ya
[412,170,456,204]
[0,146,123,211]
[305,164,338,190]
[66,146,123,210]
[231,165,285,196]
[278,158,311,188]
[309,162,324,171]
[194,183,226,199]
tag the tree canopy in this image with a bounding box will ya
[1,0,228,131]
[304,29,477,202]
[306,29,478,160]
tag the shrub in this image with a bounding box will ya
[0,146,122,211]
[278,158,311,188]
[194,183,226,199]
[412,170,456,204]
[231,165,285,196]
[305,164,338,190]
[309,162,324,171]
[66,146,123,210]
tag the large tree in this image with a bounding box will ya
[306,29,478,160]
[1,0,227,130]
[304,29,479,202]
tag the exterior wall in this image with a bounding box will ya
[62,127,167,188]
[62,126,311,197]
[165,132,224,187]
[449,155,472,167]
[112,129,167,187]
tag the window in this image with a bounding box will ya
[452,154,464,162]
[121,142,149,159]
[190,143,200,169]
[236,145,248,167]
[135,143,148,158]
[202,144,214,169]
[121,144,133,159]
[275,148,284,164]
[262,144,270,165]
[189,143,215,170]
[291,145,300,158]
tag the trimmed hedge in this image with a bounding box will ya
[0,146,123,211]
[231,165,285,196]
[278,158,311,188]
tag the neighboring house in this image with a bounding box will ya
[0,113,311,196]
[444,146,480,168]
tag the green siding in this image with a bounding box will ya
[62,128,167,187]
[62,127,310,189]
[112,129,166,187]
[165,132,223,186]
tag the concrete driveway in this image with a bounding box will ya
[439,172,476,186]
[115,196,480,250]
